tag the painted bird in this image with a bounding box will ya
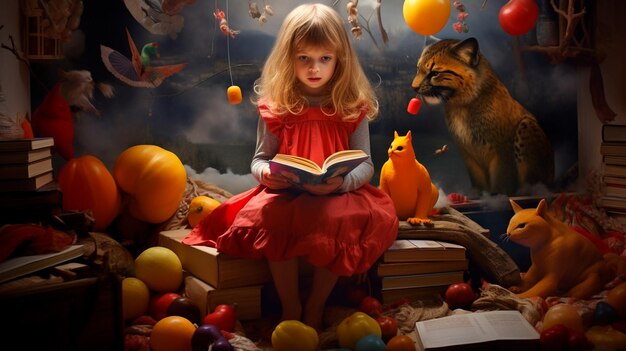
[100,28,186,88]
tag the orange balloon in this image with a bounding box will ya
[403,0,451,36]
[58,155,121,231]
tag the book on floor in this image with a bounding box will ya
[184,274,262,320]
[375,259,468,277]
[0,171,54,192]
[602,124,626,143]
[0,244,84,284]
[269,149,368,186]
[414,310,540,351]
[381,270,465,290]
[0,147,51,164]
[158,229,272,289]
[0,157,53,180]
[603,175,626,187]
[0,137,54,152]
[603,183,626,199]
[382,240,466,262]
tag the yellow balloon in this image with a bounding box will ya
[403,0,451,36]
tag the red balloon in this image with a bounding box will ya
[498,0,539,36]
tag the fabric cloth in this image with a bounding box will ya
[184,102,399,276]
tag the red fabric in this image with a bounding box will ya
[184,102,399,276]
[32,83,74,160]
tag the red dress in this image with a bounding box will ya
[183,103,399,276]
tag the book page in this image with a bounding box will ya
[480,311,539,340]
[409,240,446,250]
[416,313,493,348]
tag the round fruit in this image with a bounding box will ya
[150,315,195,351]
[167,296,202,325]
[543,303,583,332]
[121,277,150,321]
[606,282,626,318]
[386,335,416,351]
[150,292,181,321]
[444,283,476,310]
[135,247,183,292]
[187,196,221,227]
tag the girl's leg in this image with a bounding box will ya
[303,266,338,330]
[268,258,301,321]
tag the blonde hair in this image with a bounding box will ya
[253,3,378,121]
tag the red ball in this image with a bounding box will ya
[498,0,539,36]
[149,292,181,321]
[444,283,476,309]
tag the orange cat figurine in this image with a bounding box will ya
[506,199,626,299]
[379,131,439,225]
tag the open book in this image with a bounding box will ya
[269,150,368,186]
[415,310,539,350]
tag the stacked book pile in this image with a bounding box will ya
[599,124,626,225]
[158,229,272,321]
[0,137,61,223]
[372,239,468,304]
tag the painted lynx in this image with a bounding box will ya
[506,199,626,299]
[379,131,439,225]
[411,37,554,195]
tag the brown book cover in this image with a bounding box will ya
[382,240,466,263]
[0,147,52,164]
[380,285,447,305]
[0,158,53,180]
[184,275,262,320]
[381,270,465,290]
[376,259,468,277]
[602,124,626,142]
[158,229,272,289]
[415,310,539,351]
[0,171,54,192]
[0,137,54,151]
[600,142,626,156]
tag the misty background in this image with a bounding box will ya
[30,0,578,199]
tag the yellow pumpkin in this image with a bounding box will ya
[58,155,121,231]
[186,195,221,227]
[113,145,187,223]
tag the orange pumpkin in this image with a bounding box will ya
[58,155,121,231]
[113,145,187,223]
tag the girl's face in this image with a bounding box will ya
[294,45,337,96]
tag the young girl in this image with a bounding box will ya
[184,3,398,330]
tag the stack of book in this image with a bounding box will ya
[158,229,272,320]
[372,239,468,304]
[599,124,626,224]
[0,137,61,223]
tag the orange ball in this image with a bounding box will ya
[543,303,583,332]
[150,315,195,351]
[403,0,451,36]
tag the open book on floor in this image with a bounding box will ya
[414,310,539,351]
[269,150,368,187]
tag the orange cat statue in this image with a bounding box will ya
[506,199,626,299]
[379,131,439,225]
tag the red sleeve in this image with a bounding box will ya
[257,101,283,136]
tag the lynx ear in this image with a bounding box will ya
[406,130,412,140]
[452,38,480,67]
[393,130,399,138]
[535,199,548,218]
[510,199,523,213]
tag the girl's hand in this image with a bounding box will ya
[302,175,343,195]
[262,167,291,189]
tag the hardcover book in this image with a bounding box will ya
[0,147,51,164]
[382,240,466,262]
[414,310,539,351]
[0,171,54,192]
[158,229,272,289]
[0,137,54,151]
[602,124,626,142]
[381,270,465,290]
[269,149,368,186]
[0,157,53,180]
[603,155,626,167]
[600,142,626,156]
[602,164,626,178]
[375,259,468,277]
[184,275,262,320]
[0,244,84,284]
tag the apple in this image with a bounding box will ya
[167,296,202,324]
[540,324,569,351]
[359,296,383,317]
[203,304,237,332]
[375,315,398,342]
[149,292,181,320]
[444,283,476,310]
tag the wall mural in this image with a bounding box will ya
[27,0,579,199]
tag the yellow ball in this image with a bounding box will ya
[135,247,183,292]
[121,277,150,321]
[150,316,195,351]
[403,0,451,36]
[543,303,583,332]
